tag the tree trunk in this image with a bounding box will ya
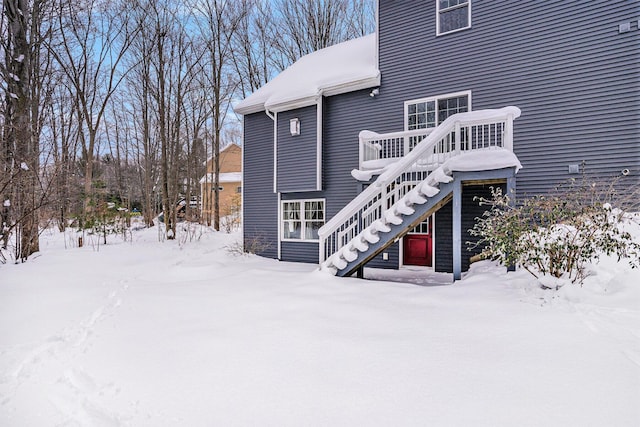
[156,30,175,239]
[3,0,40,260]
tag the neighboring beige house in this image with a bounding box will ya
[199,144,242,219]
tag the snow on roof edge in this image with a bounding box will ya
[264,75,380,113]
[234,34,379,115]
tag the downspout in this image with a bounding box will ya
[375,0,379,71]
[265,108,277,194]
[316,95,323,191]
[265,108,281,259]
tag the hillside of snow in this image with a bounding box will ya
[1,222,639,426]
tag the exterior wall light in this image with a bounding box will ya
[290,118,300,136]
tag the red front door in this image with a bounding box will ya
[403,234,432,266]
[403,218,433,267]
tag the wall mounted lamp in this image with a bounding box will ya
[290,118,300,136]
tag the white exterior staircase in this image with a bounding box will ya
[318,106,522,277]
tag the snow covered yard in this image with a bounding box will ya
[1,224,639,426]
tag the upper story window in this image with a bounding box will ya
[437,0,471,35]
[405,91,471,130]
[282,199,325,241]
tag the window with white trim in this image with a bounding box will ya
[405,91,470,130]
[282,199,325,241]
[437,0,471,35]
[409,218,431,234]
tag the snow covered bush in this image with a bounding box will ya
[469,179,640,286]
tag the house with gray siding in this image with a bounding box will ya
[235,0,640,279]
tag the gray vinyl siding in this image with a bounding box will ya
[277,105,318,193]
[379,0,640,196]
[434,203,453,273]
[434,184,502,273]
[367,244,400,270]
[277,90,401,266]
[322,91,400,269]
[280,240,319,263]
[322,90,386,212]
[243,112,278,259]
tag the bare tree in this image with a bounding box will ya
[192,0,246,231]
[181,73,208,222]
[1,0,53,260]
[48,0,137,223]
[104,95,142,224]
[270,0,375,70]
[345,0,376,38]
[47,79,81,231]
[231,0,274,95]
[142,0,203,239]
[125,6,158,227]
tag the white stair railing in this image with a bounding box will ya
[319,106,521,267]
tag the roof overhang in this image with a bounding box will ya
[233,34,379,115]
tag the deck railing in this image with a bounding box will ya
[358,128,434,169]
[319,106,521,264]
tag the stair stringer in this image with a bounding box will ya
[334,179,457,277]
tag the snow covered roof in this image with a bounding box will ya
[199,172,242,185]
[234,34,379,115]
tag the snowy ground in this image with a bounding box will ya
[1,222,639,426]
